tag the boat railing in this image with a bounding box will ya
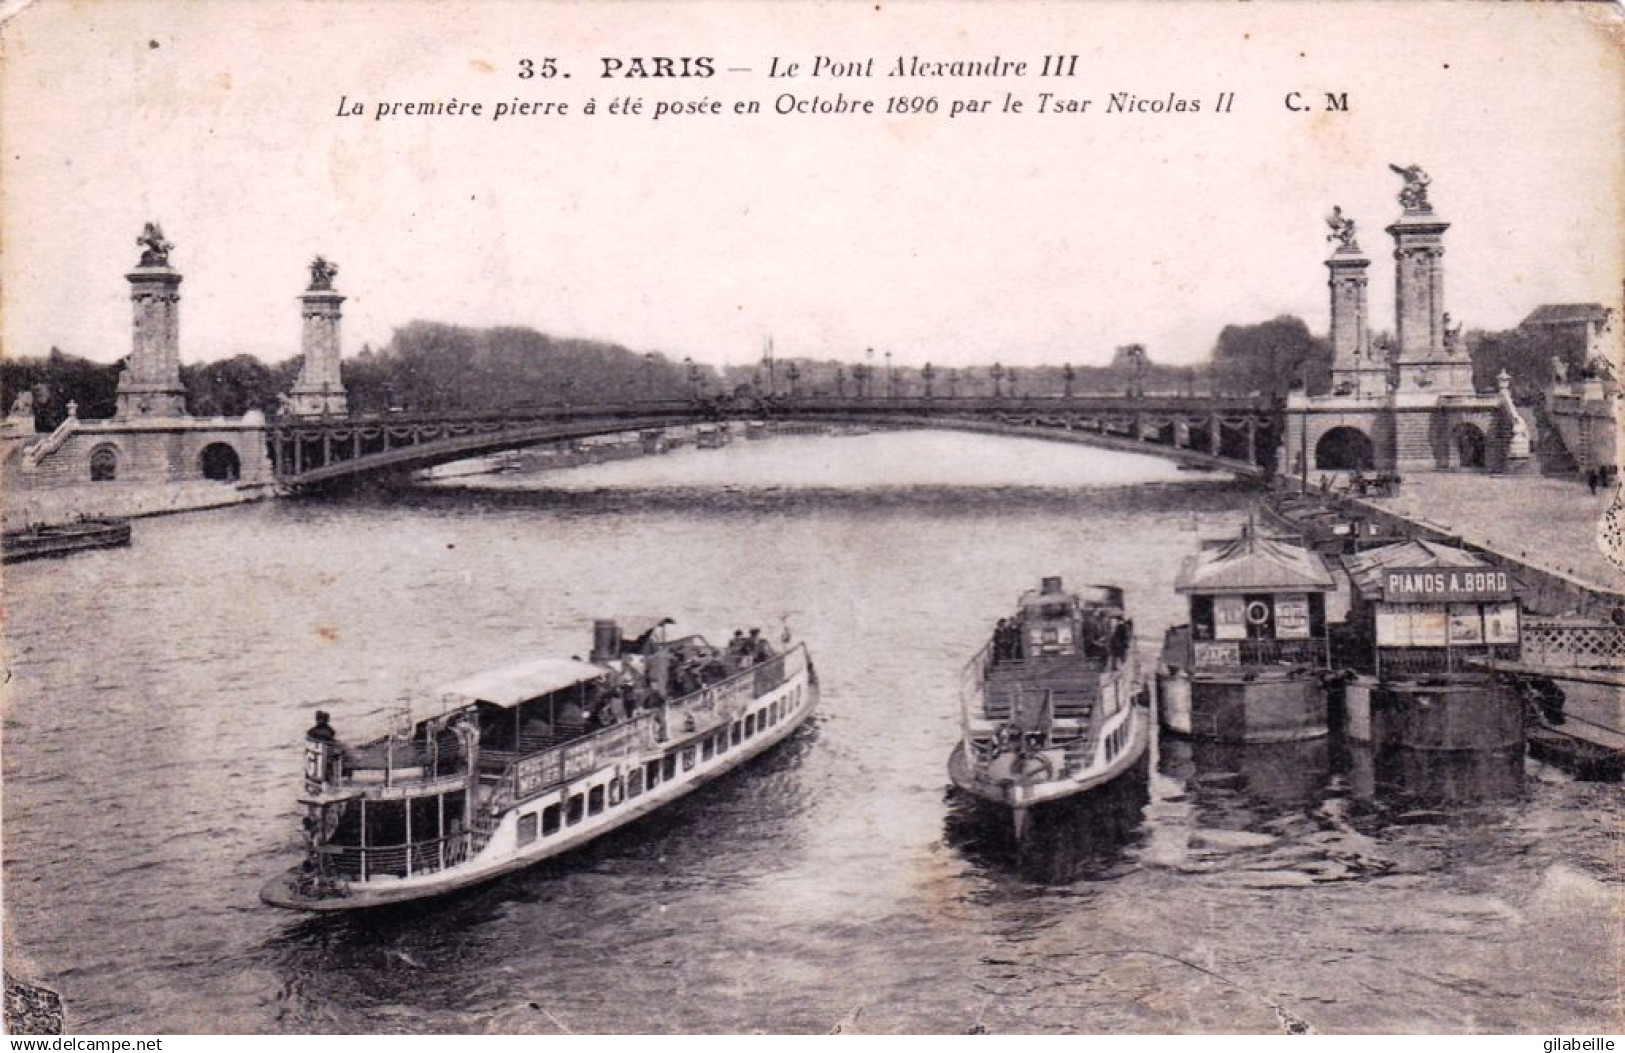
[321,828,476,882]
[497,711,664,806]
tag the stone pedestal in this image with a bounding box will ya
[1326,244,1386,398]
[116,262,189,418]
[286,263,349,417]
[1387,208,1473,396]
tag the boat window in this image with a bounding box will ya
[646,759,661,788]
[682,746,696,771]
[702,736,715,761]
[518,812,539,845]
[731,722,742,746]
[364,798,407,846]
[662,754,677,781]
[588,786,605,816]
[745,713,756,737]
[411,795,442,842]
[566,794,584,826]
[542,803,561,835]
[628,770,644,798]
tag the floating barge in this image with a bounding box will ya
[1332,540,1525,754]
[950,577,1150,838]
[1158,526,1338,742]
[262,617,817,911]
[1,518,131,564]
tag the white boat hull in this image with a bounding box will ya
[948,700,1149,814]
[263,654,817,911]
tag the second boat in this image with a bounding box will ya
[950,576,1150,837]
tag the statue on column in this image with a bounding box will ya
[136,222,173,266]
[1388,164,1433,212]
[307,256,339,291]
[1325,205,1359,250]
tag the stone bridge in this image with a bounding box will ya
[269,394,1278,489]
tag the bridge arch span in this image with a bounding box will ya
[270,396,1274,489]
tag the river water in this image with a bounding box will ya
[3,431,1619,1034]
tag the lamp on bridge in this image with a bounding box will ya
[922,362,936,399]
[683,356,701,400]
[1063,363,1076,399]
[991,362,1005,398]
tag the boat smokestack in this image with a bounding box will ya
[1041,576,1064,595]
[591,619,622,662]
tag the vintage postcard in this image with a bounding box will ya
[1,0,1621,1038]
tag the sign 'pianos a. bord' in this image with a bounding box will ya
[1382,567,1513,603]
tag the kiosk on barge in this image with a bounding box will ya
[261,617,817,911]
[1158,526,1338,742]
[1334,540,1524,753]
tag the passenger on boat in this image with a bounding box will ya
[750,628,774,661]
[645,647,674,698]
[520,713,555,748]
[557,699,588,738]
[306,710,338,743]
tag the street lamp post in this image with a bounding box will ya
[884,350,894,399]
[787,362,801,398]
[644,352,657,402]
[992,362,1005,398]
[835,366,846,398]
[1063,362,1075,399]
[684,356,701,401]
[922,362,936,399]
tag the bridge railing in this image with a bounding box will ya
[270,395,1277,481]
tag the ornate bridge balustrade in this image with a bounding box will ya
[269,393,1277,489]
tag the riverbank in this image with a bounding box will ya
[1,480,272,530]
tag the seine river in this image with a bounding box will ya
[3,431,1619,1033]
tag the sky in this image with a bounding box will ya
[1,0,1621,371]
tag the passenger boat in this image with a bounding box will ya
[261,617,817,911]
[1,517,131,564]
[1157,525,1338,742]
[950,577,1150,837]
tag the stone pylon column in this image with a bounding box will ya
[116,223,189,418]
[1324,206,1377,397]
[286,257,349,416]
[1385,165,1472,395]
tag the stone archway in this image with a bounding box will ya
[200,442,242,482]
[1315,426,1374,471]
[1453,422,1487,469]
[89,444,119,482]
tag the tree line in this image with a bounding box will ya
[0,314,1586,430]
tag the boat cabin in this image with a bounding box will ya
[999,577,1131,666]
[1336,540,1522,679]
[1172,528,1336,674]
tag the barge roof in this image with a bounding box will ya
[1174,531,1335,594]
[1340,539,1494,600]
